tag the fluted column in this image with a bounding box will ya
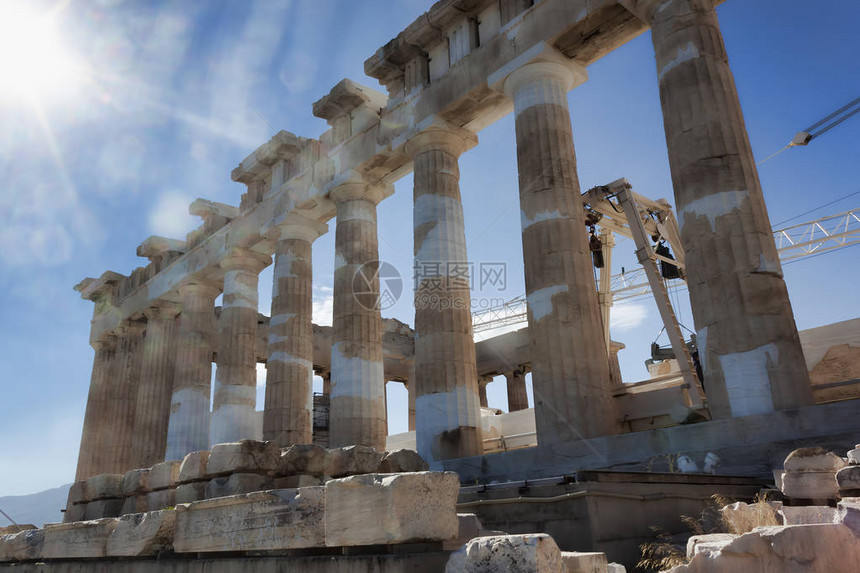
[625,0,812,417]
[489,43,618,444]
[405,119,483,461]
[131,303,180,468]
[505,368,529,412]
[328,176,387,450]
[263,217,326,447]
[101,321,145,474]
[165,282,220,461]
[74,335,117,481]
[406,363,416,431]
[210,248,271,446]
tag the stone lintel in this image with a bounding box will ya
[136,236,187,260]
[619,0,722,25]
[327,169,393,205]
[487,41,588,97]
[232,130,307,184]
[189,198,240,221]
[312,79,387,123]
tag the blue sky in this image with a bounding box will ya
[0,0,857,497]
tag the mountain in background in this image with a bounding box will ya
[0,484,70,527]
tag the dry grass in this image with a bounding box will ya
[638,526,688,572]
[717,493,781,534]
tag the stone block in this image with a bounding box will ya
[178,450,210,483]
[85,499,124,520]
[560,551,608,573]
[2,528,44,561]
[107,510,175,557]
[446,534,565,573]
[836,465,860,493]
[86,473,123,500]
[836,499,860,535]
[206,473,271,499]
[146,488,176,511]
[42,518,117,559]
[63,502,87,523]
[176,482,207,504]
[377,449,429,473]
[607,564,626,573]
[279,444,326,476]
[847,445,860,465]
[149,461,181,490]
[67,481,88,505]
[719,501,781,533]
[783,447,846,472]
[779,505,838,525]
[781,471,839,499]
[121,468,151,495]
[121,495,148,516]
[273,475,323,489]
[324,445,383,478]
[173,487,325,553]
[686,534,737,558]
[325,472,460,547]
[207,440,280,476]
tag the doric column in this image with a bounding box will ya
[624,0,813,417]
[328,174,388,450]
[74,335,117,481]
[405,119,483,462]
[210,248,271,446]
[406,363,416,431]
[489,43,618,444]
[165,282,220,461]
[505,368,529,412]
[131,303,180,468]
[478,376,491,409]
[320,370,332,397]
[263,216,327,447]
[101,321,145,474]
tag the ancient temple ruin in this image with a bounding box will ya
[3,0,859,571]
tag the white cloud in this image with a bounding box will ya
[610,302,649,332]
[148,190,196,238]
[313,285,333,326]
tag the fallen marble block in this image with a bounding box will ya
[146,488,176,511]
[847,444,860,465]
[780,505,838,525]
[325,472,459,547]
[606,564,626,573]
[686,533,737,558]
[273,474,323,489]
[836,498,860,535]
[206,473,271,499]
[560,551,608,573]
[784,447,847,473]
[121,495,148,516]
[66,482,88,505]
[279,444,326,477]
[178,450,210,483]
[149,461,181,490]
[377,449,429,473]
[176,482,207,504]
[42,518,117,559]
[2,528,44,561]
[63,502,87,523]
[86,474,123,500]
[446,534,564,573]
[836,465,860,494]
[121,468,151,496]
[781,471,839,499]
[173,487,325,553]
[107,510,175,557]
[85,499,124,520]
[207,440,280,476]
[324,445,383,478]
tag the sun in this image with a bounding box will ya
[0,3,82,104]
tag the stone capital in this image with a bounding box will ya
[143,301,181,322]
[91,335,117,352]
[403,116,478,158]
[116,320,147,338]
[327,170,392,206]
[219,247,271,274]
[75,271,125,303]
[488,42,587,99]
[262,213,328,243]
[177,281,222,301]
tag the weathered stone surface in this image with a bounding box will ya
[324,445,383,478]
[175,482,207,504]
[444,513,482,551]
[325,472,459,547]
[67,482,88,505]
[178,450,210,483]
[273,475,323,489]
[719,501,781,533]
[86,474,123,500]
[836,499,860,535]
[174,487,325,552]
[279,444,326,477]
[149,461,181,490]
[606,564,626,573]
[207,440,280,476]
[847,445,860,465]
[2,528,44,561]
[63,502,87,523]
[686,534,737,559]
[85,499,124,520]
[782,471,840,499]
[205,473,272,499]
[377,449,429,473]
[836,465,860,492]
[560,551,608,573]
[146,489,176,511]
[446,534,564,573]
[121,468,151,495]
[107,510,175,556]
[42,518,117,559]
[0,526,35,536]
[780,505,838,525]
[667,524,860,572]
[784,447,847,473]
[121,495,148,516]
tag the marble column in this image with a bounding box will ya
[165,282,220,461]
[505,368,529,412]
[478,377,491,409]
[74,335,117,481]
[321,371,332,397]
[263,218,326,447]
[405,367,416,431]
[210,248,271,446]
[626,0,813,417]
[101,321,145,474]
[406,119,483,461]
[131,303,180,468]
[489,43,618,444]
[328,176,387,450]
